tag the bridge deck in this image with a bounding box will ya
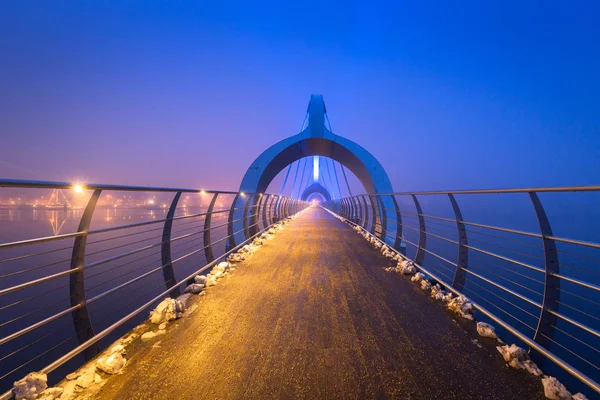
[94,207,544,399]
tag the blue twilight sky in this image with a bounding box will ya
[0,1,599,193]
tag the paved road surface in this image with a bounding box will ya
[93,206,544,399]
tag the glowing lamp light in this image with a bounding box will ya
[73,184,84,193]
[240,192,245,196]
[200,190,206,195]
[148,199,155,205]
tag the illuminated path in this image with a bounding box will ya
[93,207,544,399]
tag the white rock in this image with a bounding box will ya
[13,372,48,400]
[411,272,425,282]
[495,344,542,376]
[110,344,125,354]
[572,393,589,400]
[206,276,217,287]
[176,293,192,307]
[441,291,454,303]
[148,298,185,324]
[185,283,204,294]
[476,322,497,339]
[542,376,572,400]
[447,295,474,320]
[74,365,96,388]
[212,270,224,279]
[430,284,445,300]
[420,280,432,291]
[194,275,207,285]
[96,352,126,374]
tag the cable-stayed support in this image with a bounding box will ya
[324,158,335,199]
[341,164,353,197]
[331,159,343,199]
[295,157,309,199]
[289,160,301,199]
[279,164,292,195]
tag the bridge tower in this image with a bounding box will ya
[229,95,402,250]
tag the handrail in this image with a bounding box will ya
[0,179,308,396]
[323,188,600,397]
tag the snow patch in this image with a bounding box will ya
[37,387,63,400]
[185,283,204,294]
[411,272,425,282]
[13,372,47,400]
[96,351,126,375]
[572,393,589,400]
[141,329,166,342]
[430,284,445,300]
[420,280,432,291]
[194,275,208,285]
[496,344,542,376]
[542,376,572,400]
[149,298,185,325]
[476,322,497,339]
[447,295,474,320]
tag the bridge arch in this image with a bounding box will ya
[230,95,401,248]
[301,182,331,202]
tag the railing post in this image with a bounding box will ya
[411,194,427,266]
[273,196,281,223]
[392,195,404,254]
[283,198,290,218]
[360,195,369,229]
[70,189,102,360]
[243,194,254,240]
[226,193,240,251]
[250,194,263,235]
[448,194,468,291]
[202,193,219,266]
[368,195,378,235]
[349,196,357,222]
[529,191,560,362]
[377,196,388,241]
[161,191,182,298]
[262,194,271,228]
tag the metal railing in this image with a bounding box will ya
[0,179,307,397]
[324,185,600,397]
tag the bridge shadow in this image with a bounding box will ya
[93,206,544,399]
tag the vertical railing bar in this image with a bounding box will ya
[448,194,468,291]
[161,191,182,298]
[368,195,378,235]
[262,194,271,229]
[69,189,102,360]
[202,192,219,269]
[252,194,264,235]
[412,194,427,266]
[226,193,240,251]
[378,196,388,241]
[392,195,404,253]
[243,194,253,240]
[529,191,561,365]
[361,195,369,229]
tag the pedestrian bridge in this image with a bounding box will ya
[0,96,599,399]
